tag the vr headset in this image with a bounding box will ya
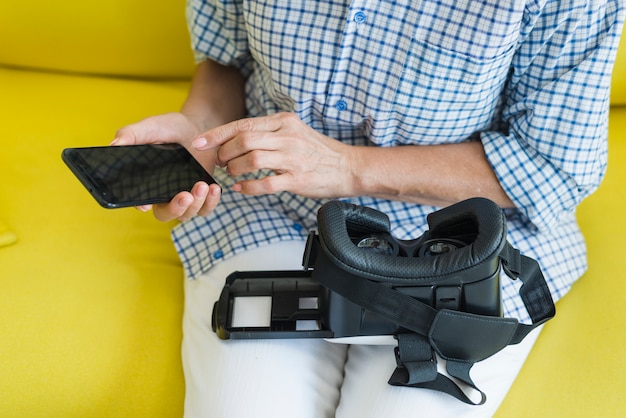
[212,198,555,404]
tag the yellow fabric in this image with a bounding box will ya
[0,1,624,416]
[0,68,187,416]
[0,218,17,247]
[612,28,626,104]
[0,0,194,78]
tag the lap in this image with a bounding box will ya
[182,240,541,418]
[335,328,541,418]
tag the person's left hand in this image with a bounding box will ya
[191,112,354,198]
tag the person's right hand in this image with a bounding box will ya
[111,112,221,222]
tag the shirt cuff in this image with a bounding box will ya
[480,130,580,233]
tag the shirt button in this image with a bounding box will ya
[336,100,348,111]
[213,249,224,259]
[354,11,367,24]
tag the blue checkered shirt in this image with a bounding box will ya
[174,0,625,321]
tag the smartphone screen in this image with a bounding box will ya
[62,144,218,208]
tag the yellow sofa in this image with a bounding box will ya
[0,1,623,416]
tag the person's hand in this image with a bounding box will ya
[192,113,354,199]
[112,112,221,222]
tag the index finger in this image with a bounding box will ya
[192,114,283,150]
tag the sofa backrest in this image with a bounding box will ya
[0,0,194,79]
[612,31,626,106]
[0,1,623,102]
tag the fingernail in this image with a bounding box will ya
[195,183,209,198]
[110,138,120,146]
[193,137,208,149]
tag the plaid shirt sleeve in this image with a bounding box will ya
[186,0,251,73]
[481,0,625,232]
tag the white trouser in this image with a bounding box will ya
[182,241,540,418]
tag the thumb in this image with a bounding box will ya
[110,125,141,146]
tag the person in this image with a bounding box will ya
[112,0,625,416]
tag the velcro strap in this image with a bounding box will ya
[389,334,487,405]
[429,310,519,362]
[446,360,487,405]
[500,242,556,343]
[389,334,437,385]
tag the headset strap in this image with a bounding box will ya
[314,240,555,404]
[389,333,487,404]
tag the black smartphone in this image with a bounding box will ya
[62,144,219,208]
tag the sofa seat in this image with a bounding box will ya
[0,68,189,416]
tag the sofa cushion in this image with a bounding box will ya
[0,218,17,247]
[612,32,626,105]
[0,67,188,416]
[0,0,194,78]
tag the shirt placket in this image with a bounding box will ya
[324,0,413,132]
[325,0,376,124]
